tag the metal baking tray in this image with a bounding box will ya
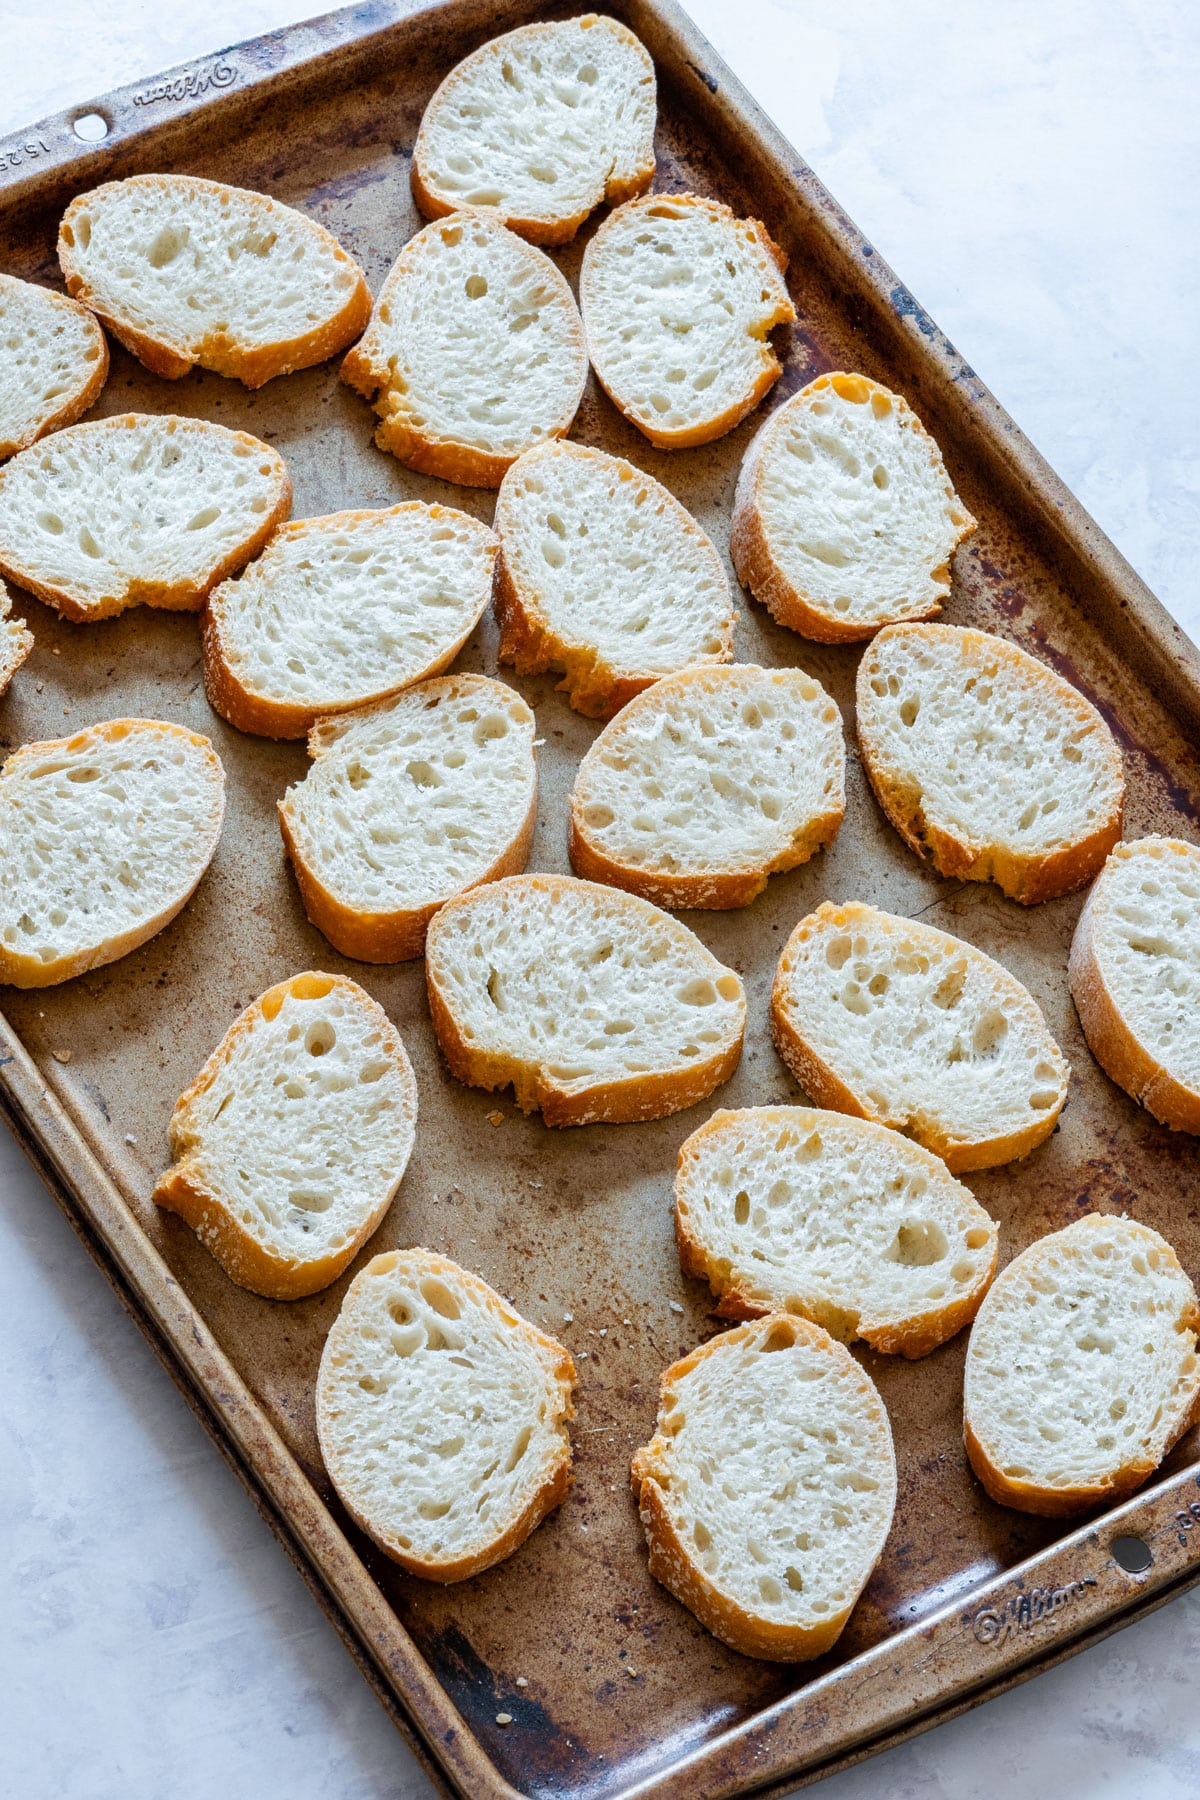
[3,3,1200,1796]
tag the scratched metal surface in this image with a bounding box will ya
[2,3,1200,1797]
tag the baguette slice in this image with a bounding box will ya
[494,439,734,717]
[58,174,370,388]
[675,1106,998,1356]
[316,1248,575,1580]
[202,503,497,738]
[0,581,34,698]
[279,675,537,962]
[857,624,1124,903]
[0,272,109,459]
[341,213,587,487]
[154,973,417,1300]
[412,15,656,245]
[771,901,1068,1172]
[730,373,976,642]
[425,872,746,1126]
[964,1214,1200,1516]
[1069,836,1200,1133]
[0,413,291,622]
[569,664,845,906]
[631,1313,896,1660]
[580,193,795,448]
[0,718,224,988]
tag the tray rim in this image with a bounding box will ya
[2,2,1200,1797]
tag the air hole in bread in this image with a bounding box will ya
[305,1021,336,1057]
[884,1220,948,1267]
[420,1276,462,1320]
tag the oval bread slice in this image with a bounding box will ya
[0,581,34,698]
[425,872,746,1126]
[675,1106,998,1356]
[0,413,291,622]
[964,1214,1200,1516]
[569,664,845,906]
[1069,836,1200,1134]
[58,174,371,388]
[0,718,225,988]
[494,439,734,717]
[412,15,656,245]
[341,213,587,486]
[579,192,795,448]
[279,674,537,962]
[770,901,1069,1172]
[730,373,976,641]
[153,973,417,1300]
[316,1248,575,1580]
[202,502,497,738]
[631,1313,896,1660]
[857,624,1124,903]
[0,272,109,459]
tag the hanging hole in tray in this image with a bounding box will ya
[72,112,110,142]
[1111,1534,1153,1575]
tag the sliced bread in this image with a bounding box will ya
[770,901,1069,1172]
[412,15,656,245]
[0,718,225,988]
[857,623,1124,903]
[730,373,976,642]
[202,503,497,738]
[675,1106,998,1356]
[424,872,746,1126]
[0,413,291,623]
[631,1313,896,1660]
[58,174,371,388]
[279,674,537,962]
[0,272,109,459]
[316,1248,575,1580]
[579,193,795,448]
[154,973,417,1300]
[568,664,845,906]
[964,1214,1200,1516]
[341,213,587,486]
[493,439,734,716]
[1069,835,1200,1134]
[0,581,34,698]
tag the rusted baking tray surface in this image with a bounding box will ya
[2,3,1200,1797]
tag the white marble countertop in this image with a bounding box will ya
[1,3,1198,1796]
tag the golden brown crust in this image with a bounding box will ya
[769,901,1067,1173]
[152,973,415,1300]
[856,624,1125,904]
[1069,840,1200,1134]
[316,1249,575,1581]
[730,373,976,642]
[0,611,35,698]
[0,718,224,989]
[58,175,371,389]
[0,414,292,623]
[0,278,110,460]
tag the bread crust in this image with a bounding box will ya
[411,15,656,245]
[1069,838,1200,1134]
[730,373,976,642]
[580,193,795,449]
[424,872,745,1126]
[340,214,586,488]
[0,591,34,698]
[58,175,371,389]
[631,1315,894,1659]
[769,901,1068,1173]
[0,414,292,623]
[0,275,110,460]
[0,718,225,988]
[201,503,497,739]
[856,624,1124,903]
[153,972,416,1299]
[316,1249,575,1580]
[493,441,735,718]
